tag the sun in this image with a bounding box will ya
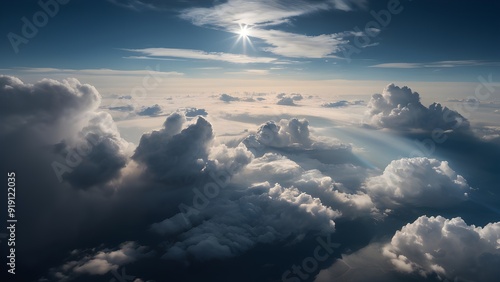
[233,24,254,53]
[238,25,251,39]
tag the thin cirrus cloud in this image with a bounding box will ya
[179,0,359,59]
[13,67,184,77]
[369,60,500,68]
[124,48,278,64]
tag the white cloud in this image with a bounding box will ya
[179,0,354,59]
[247,28,346,59]
[125,48,277,64]
[56,242,152,278]
[369,60,500,69]
[15,67,183,77]
[367,83,470,131]
[383,216,500,281]
[365,157,470,208]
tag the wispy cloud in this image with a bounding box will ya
[225,69,270,76]
[13,67,184,76]
[179,0,363,59]
[369,60,500,69]
[250,28,346,58]
[124,48,277,64]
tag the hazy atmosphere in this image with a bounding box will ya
[1,0,499,281]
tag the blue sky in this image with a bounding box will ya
[2,0,500,82]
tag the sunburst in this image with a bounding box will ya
[233,24,254,53]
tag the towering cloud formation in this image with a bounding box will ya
[384,216,500,281]
[0,75,129,187]
[367,84,469,131]
[133,113,214,184]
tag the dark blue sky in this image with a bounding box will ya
[1,0,499,82]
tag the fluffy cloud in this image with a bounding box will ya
[0,75,99,142]
[0,75,129,187]
[132,113,214,184]
[244,118,313,149]
[49,242,153,280]
[383,216,500,281]
[367,84,470,131]
[365,157,470,208]
[137,104,162,116]
[277,96,296,106]
[276,93,303,106]
[159,182,337,262]
[219,93,240,102]
[184,107,208,117]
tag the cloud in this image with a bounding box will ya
[225,69,270,76]
[0,76,129,188]
[250,28,346,58]
[179,0,360,59]
[108,105,135,112]
[367,84,470,131]
[383,216,500,281]
[159,182,337,262]
[277,96,296,106]
[219,93,240,102]
[276,93,302,105]
[365,157,470,208]
[322,100,364,108]
[0,75,99,136]
[50,242,153,279]
[13,67,183,77]
[54,112,129,188]
[184,107,208,117]
[137,104,162,116]
[369,60,500,69]
[132,113,214,184]
[125,48,277,64]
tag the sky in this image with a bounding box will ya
[1,1,500,282]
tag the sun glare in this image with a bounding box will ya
[233,24,254,53]
[238,25,251,38]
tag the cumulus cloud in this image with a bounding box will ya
[137,104,162,116]
[365,157,470,208]
[53,112,129,188]
[277,96,296,106]
[184,107,208,117]
[49,242,153,280]
[219,93,240,102]
[383,216,500,281]
[159,182,337,262]
[276,93,304,105]
[0,75,129,187]
[0,75,100,141]
[367,84,469,131]
[132,113,214,184]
